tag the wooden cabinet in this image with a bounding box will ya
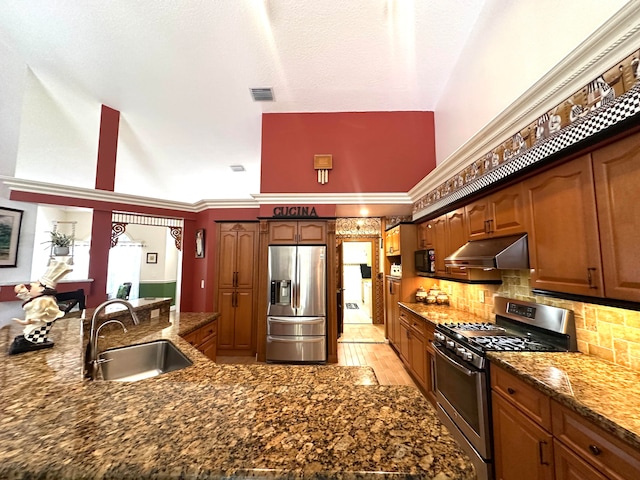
[446,208,469,280]
[591,132,640,302]
[554,439,608,480]
[398,306,433,395]
[218,223,256,289]
[182,319,217,361]
[385,277,401,346]
[551,400,640,480]
[417,220,435,249]
[216,222,258,355]
[269,221,326,244]
[428,209,501,282]
[524,155,604,297]
[424,321,436,406]
[466,182,529,240]
[492,391,555,480]
[218,289,253,350]
[385,225,401,256]
[491,363,640,480]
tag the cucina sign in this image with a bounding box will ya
[272,206,318,218]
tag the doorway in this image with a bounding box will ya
[338,238,385,344]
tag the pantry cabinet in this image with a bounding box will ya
[466,183,529,240]
[385,225,401,256]
[523,155,604,297]
[490,363,640,480]
[268,220,326,244]
[216,222,258,355]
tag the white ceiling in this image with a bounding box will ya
[0,0,486,206]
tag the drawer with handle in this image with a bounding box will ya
[551,400,640,480]
[491,364,552,430]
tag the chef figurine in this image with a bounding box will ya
[8,260,73,355]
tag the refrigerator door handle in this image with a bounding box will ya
[268,317,324,325]
[296,253,302,309]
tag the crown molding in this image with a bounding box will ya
[1,176,412,213]
[252,192,413,204]
[409,1,640,202]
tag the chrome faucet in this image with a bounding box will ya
[86,299,139,380]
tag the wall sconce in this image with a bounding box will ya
[314,154,333,184]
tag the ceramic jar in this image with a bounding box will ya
[415,286,427,303]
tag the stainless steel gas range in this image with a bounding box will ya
[433,297,577,480]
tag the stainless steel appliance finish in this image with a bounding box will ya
[266,245,327,363]
[433,297,576,480]
[444,233,529,270]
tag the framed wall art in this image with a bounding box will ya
[195,229,205,258]
[146,252,158,264]
[0,207,23,268]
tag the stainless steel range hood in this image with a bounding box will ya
[444,234,529,270]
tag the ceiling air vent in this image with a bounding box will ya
[230,165,245,172]
[250,87,274,102]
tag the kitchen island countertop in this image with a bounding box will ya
[0,310,476,479]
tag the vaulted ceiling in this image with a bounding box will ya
[0,1,486,204]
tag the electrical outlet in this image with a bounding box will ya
[478,290,485,303]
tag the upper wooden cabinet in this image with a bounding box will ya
[466,183,529,240]
[417,220,435,249]
[445,208,469,280]
[268,220,326,244]
[385,225,401,256]
[218,223,258,289]
[523,155,604,297]
[591,132,640,302]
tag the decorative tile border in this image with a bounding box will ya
[413,48,640,217]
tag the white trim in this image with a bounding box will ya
[409,1,640,203]
[1,175,412,212]
[252,192,413,205]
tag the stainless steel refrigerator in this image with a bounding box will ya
[266,245,327,363]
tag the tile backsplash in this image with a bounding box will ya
[417,270,640,371]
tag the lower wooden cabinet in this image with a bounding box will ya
[397,306,434,402]
[182,319,217,361]
[491,363,640,480]
[218,288,253,353]
[554,439,608,480]
[492,391,555,480]
[385,277,400,346]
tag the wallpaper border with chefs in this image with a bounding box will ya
[413,48,640,217]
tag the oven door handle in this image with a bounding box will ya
[434,345,476,377]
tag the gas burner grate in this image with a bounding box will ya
[472,335,559,352]
[443,322,505,331]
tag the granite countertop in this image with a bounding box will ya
[399,302,490,325]
[400,302,640,454]
[488,351,640,450]
[0,310,476,479]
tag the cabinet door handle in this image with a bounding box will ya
[587,268,598,289]
[588,444,601,456]
[232,291,237,308]
[507,387,516,395]
[488,219,494,234]
[484,220,490,234]
[538,440,550,465]
[233,271,238,287]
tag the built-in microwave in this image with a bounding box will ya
[415,249,436,274]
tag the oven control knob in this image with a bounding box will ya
[434,332,445,342]
[446,340,455,349]
[462,351,473,362]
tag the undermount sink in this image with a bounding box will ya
[98,339,192,382]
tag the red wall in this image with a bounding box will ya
[261,111,436,194]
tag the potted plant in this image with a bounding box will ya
[44,231,74,256]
